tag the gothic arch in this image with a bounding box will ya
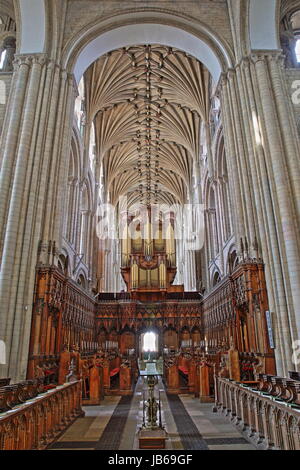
[71,126,84,178]
[78,177,92,263]
[211,269,221,288]
[226,244,238,275]
[63,132,82,247]
[281,0,300,20]
[214,131,233,243]
[204,181,220,262]
[280,1,300,67]
[57,251,70,276]
[215,131,226,179]
[76,270,88,289]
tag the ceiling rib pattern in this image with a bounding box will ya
[85,45,211,207]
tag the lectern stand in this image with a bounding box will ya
[138,364,168,449]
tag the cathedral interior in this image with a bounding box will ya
[0,0,300,452]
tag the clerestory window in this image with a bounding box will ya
[0,49,6,69]
[296,38,300,63]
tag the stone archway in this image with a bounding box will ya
[2,0,292,385]
[67,21,231,84]
[15,1,280,66]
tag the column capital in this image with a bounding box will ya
[13,53,48,69]
[223,69,236,81]
[216,69,235,95]
[226,69,236,84]
[249,50,284,66]
[81,209,91,216]
[238,56,251,71]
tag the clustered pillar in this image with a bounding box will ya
[219,51,300,375]
[0,53,77,381]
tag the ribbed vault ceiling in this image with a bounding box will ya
[84,45,211,207]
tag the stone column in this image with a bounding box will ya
[240,56,294,373]
[0,54,76,381]
[219,74,246,256]
[173,237,184,285]
[79,210,89,258]
[0,56,32,246]
[227,71,257,256]
[220,51,300,375]
[183,249,196,291]
[254,53,300,369]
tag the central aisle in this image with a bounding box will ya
[49,378,255,451]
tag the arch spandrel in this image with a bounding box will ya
[15,1,281,71]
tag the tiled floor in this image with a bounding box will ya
[49,380,255,451]
[179,395,254,450]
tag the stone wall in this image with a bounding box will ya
[63,0,232,50]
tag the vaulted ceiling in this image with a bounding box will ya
[84,45,211,208]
